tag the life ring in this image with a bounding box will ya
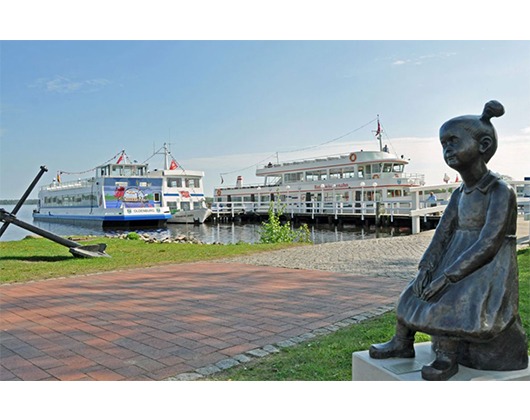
[373,174,380,179]
[216,189,222,197]
[349,152,357,162]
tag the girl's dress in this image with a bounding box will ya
[397,171,519,342]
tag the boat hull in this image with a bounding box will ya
[167,208,212,224]
[33,207,171,227]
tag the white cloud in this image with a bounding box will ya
[391,52,457,67]
[30,76,111,93]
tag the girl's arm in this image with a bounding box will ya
[417,188,459,271]
[443,182,516,283]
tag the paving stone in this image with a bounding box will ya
[233,354,253,363]
[298,332,316,341]
[195,365,221,376]
[168,372,203,381]
[262,345,280,354]
[246,349,269,358]
[215,358,240,370]
[276,340,297,348]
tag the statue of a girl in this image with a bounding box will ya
[369,100,528,380]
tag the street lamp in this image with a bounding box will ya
[320,183,325,213]
[286,185,291,217]
[360,181,365,220]
[332,184,337,218]
[372,181,378,217]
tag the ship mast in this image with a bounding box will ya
[163,143,171,170]
[375,115,383,151]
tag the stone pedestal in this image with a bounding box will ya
[352,342,530,381]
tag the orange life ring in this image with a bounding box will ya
[349,152,357,162]
[216,189,222,197]
[373,174,380,179]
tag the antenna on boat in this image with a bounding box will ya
[374,115,383,151]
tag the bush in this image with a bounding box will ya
[126,232,141,240]
[258,202,311,244]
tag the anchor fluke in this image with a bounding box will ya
[69,243,110,258]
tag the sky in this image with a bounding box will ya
[1,3,530,202]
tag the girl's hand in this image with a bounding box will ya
[412,268,431,297]
[420,275,449,301]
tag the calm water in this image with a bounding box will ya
[0,204,408,244]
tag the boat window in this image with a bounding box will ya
[123,166,133,176]
[386,189,403,198]
[284,172,303,183]
[305,170,327,182]
[181,202,191,211]
[365,165,372,177]
[329,169,343,179]
[393,164,404,172]
[185,177,200,188]
[358,166,364,178]
[167,178,182,187]
[383,163,393,173]
[343,168,355,179]
[372,164,381,173]
[154,193,160,202]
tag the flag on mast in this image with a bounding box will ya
[116,153,124,164]
[169,159,178,170]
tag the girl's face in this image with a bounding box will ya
[439,123,481,171]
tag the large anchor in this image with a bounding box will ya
[0,166,110,258]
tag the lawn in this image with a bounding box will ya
[0,236,300,284]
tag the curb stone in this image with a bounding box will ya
[165,304,394,381]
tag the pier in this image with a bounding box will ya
[211,180,530,235]
[212,183,457,234]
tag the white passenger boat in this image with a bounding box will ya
[147,144,212,224]
[212,119,430,220]
[33,151,172,226]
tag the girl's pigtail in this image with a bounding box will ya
[481,100,505,123]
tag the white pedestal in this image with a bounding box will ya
[352,342,530,381]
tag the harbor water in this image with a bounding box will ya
[0,205,410,244]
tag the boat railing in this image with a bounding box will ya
[211,198,435,221]
[39,178,94,191]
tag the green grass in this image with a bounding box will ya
[207,248,530,381]
[0,236,301,284]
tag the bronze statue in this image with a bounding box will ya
[369,100,528,380]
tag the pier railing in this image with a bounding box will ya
[211,180,529,234]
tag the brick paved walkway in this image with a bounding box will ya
[0,262,408,381]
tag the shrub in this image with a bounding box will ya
[258,202,312,244]
[126,232,141,240]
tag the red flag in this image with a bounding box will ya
[116,154,124,164]
[455,175,460,182]
[376,121,381,136]
[169,159,178,170]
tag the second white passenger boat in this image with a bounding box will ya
[147,144,212,224]
[212,119,430,220]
